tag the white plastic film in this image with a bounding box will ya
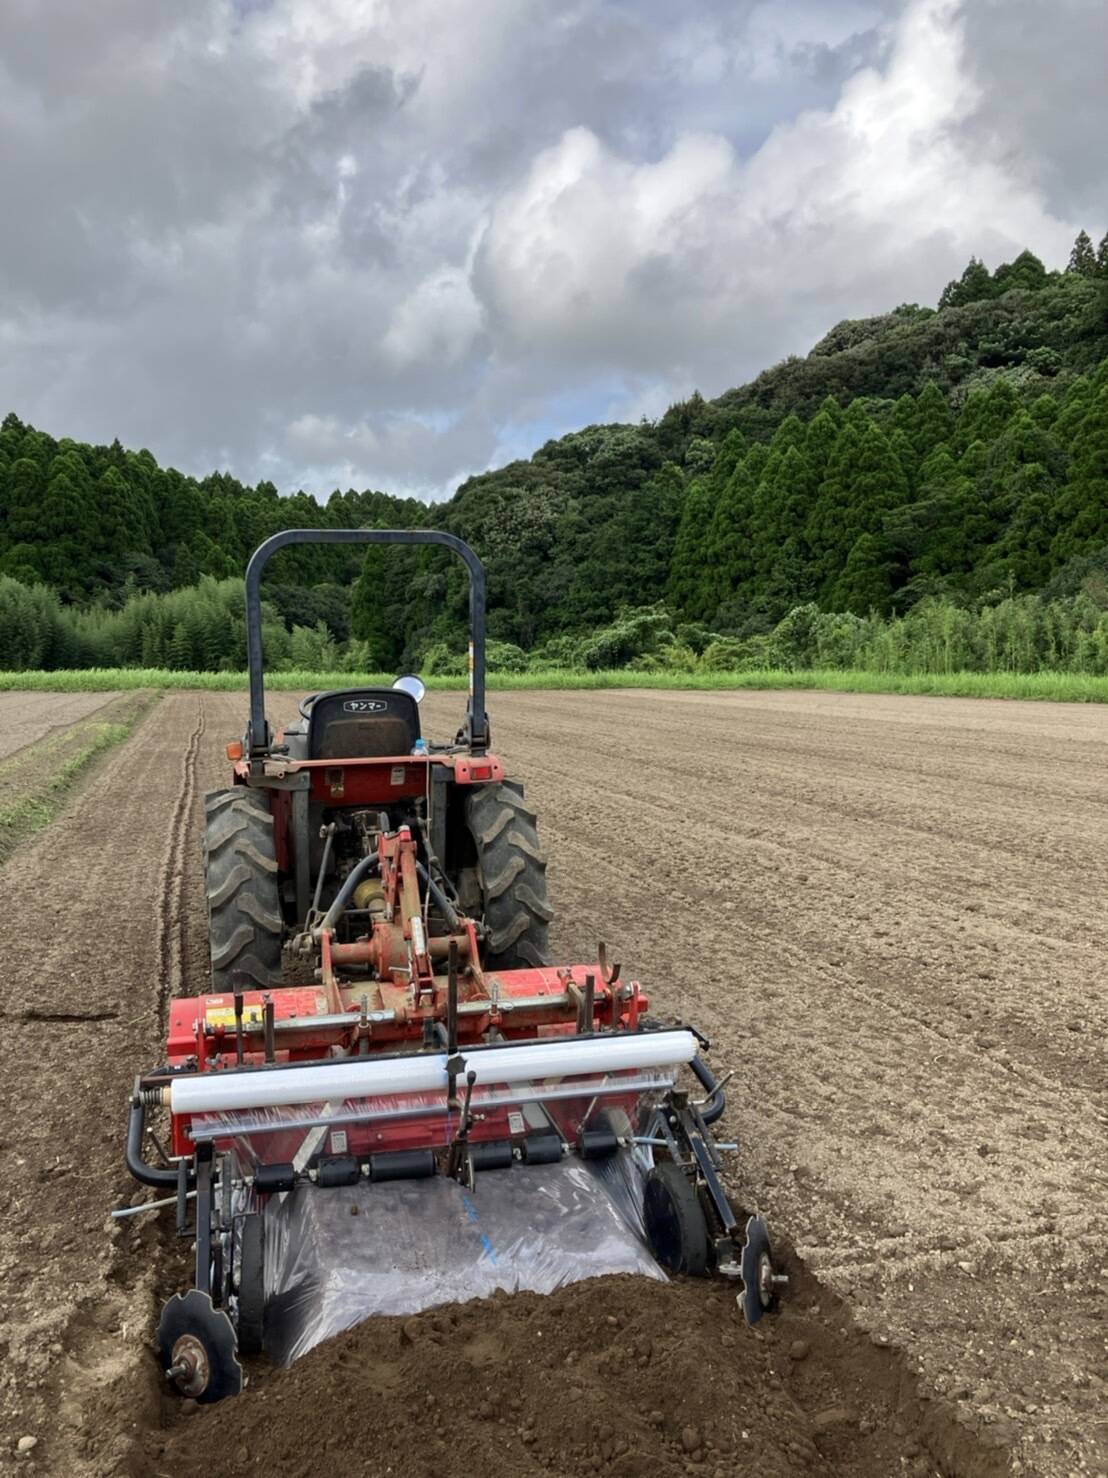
[172,1030,697,1115]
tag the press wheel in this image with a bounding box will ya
[643,1162,711,1276]
[235,1213,266,1355]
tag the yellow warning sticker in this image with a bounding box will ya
[205,1005,264,1030]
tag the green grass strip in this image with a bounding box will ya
[0,693,159,867]
[0,667,1106,702]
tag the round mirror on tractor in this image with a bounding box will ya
[392,673,426,704]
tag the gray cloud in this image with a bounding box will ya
[955,0,1108,222]
[0,0,1101,503]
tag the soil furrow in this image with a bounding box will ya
[154,698,205,1019]
[0,695,226,1476]
[431,688,1106,1478]
[1,686,1103,1478]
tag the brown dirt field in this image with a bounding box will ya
[0,691,234,1477]
[147,1271,1006,1478]
[1,688,1104,1477]
[0,695,156,856]
[0,691,122,762]
[470,689,1107,1478]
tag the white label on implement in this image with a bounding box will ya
[390,766,405,785]
[330,1130,348,1155]
[507,1111,525,1136]
[411,916,427,956]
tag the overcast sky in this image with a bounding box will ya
[1,0,1104,501]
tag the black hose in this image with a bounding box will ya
[319,854,380,933]
[690,1054,727,1126]
[126,1093,190,1189]
[416,861,461,932]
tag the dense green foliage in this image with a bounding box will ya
[5,573,1108,680]
[0,572,365,673]
[0,418,424,609]
[2,233,1106,675]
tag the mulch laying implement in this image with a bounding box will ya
[123,530,785,1400]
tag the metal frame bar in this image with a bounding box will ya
[187,1072,677,1141]
[194,1145,213,1294]
[243,528,489,757]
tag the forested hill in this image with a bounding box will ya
[1,232,1106,670]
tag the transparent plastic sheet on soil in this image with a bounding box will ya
[192,1080,670,1367]
[259,1152,664,1366]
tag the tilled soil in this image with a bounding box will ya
[464,689,1108,1478]
[0,691,228,1476]
[0,691,121,762]
[147,1271,1007,1478]
[1,688,1104,1477]
[0,694,157,864]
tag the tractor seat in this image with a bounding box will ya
[303,688,421,760]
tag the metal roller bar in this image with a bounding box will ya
[170,1029,698,1115]
[208,1009,399,1039]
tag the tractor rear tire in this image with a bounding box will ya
[203,789,283,992]
[465,782,553,970]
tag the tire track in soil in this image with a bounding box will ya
[154,701,206,1021]
[0,693,223,1477]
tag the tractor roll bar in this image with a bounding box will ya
[244,529,489,757]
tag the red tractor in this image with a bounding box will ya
[125,530,784,1400]
[205,527,550,993]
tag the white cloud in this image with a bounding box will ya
[382,268,485,368]
[473,0,1078,401]
[474,127,739,366]
[0,0,1100,501]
